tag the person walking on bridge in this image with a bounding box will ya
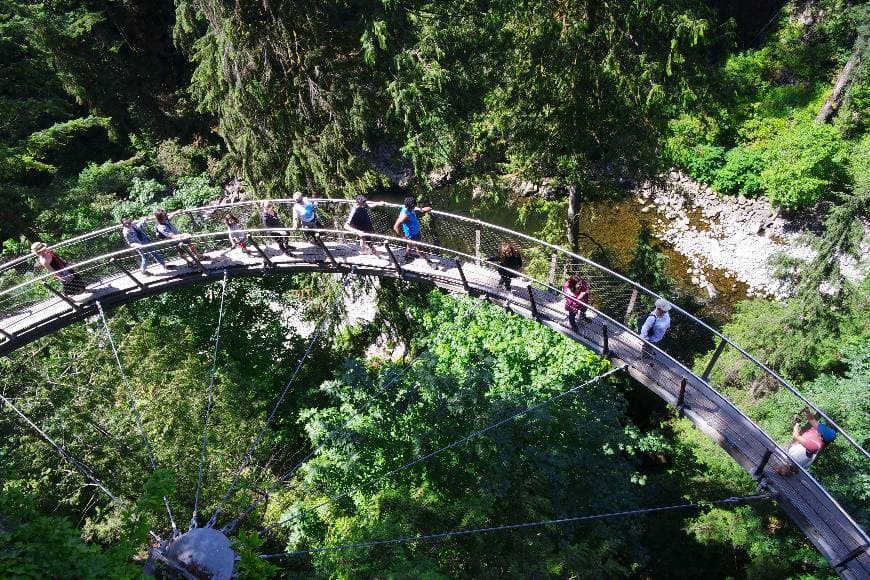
[121,216,166,275]
[487,242,523,292]
[776,407,837,476]
[639,298,671,360]
[563,273,589,332]
[31,242,86,296]
[345,195,380,253]
[292,192,321,240]
[261,202,294,254]
[154,208,209,266]
[225,214,252,255]
[393,196,431,262]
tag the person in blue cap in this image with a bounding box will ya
[777,407,837,476]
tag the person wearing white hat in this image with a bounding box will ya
[31,242,86,296]
[639,298,672,360]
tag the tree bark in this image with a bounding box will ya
[816,51,860,124]
[566,184,581,254]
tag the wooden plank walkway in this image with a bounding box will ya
[0,239,867,578]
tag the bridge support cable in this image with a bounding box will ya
[261,364,628,536]
[96,301,179,538]
[190,271,230,531]
[207,323,325,529]
[0,391,124,509]
[261,493,772,559]
[221,298,486,535]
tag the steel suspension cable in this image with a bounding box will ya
[0,391,124,508]
[190,271,229,530]
[207,323,325,528]
[96,301,179,537]
[221,298,486,535]
[263,364,628,535]
[260,494,772,559]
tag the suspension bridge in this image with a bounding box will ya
[0,199,866,578]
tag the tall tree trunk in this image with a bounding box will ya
[816,51,860,123]
[566,184,581,254]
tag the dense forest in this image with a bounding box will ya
[0,0,867,578]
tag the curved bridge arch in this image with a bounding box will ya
[0,200,866,577]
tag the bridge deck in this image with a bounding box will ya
[0,240,867,578]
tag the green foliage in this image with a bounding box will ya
[234,530,280,579]
[269,292,651,576]
[759,120,848,208]
[712,146,765,196]
[0,482,138,579]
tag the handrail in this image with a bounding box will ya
[0,198,866,461]
[1,224,867,552]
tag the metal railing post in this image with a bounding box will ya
[315,237,340,269]
[0,328,13,342]
[547,253,558,286]
[384,244,403,276]
[110,258,145,290]
[753,449,772,479]
[179,244,207,275]
[526,285,539,320]
[246,236,274,269]
[42,282,82,311]
[701,339,727,382]
[455,259,471,293]
[474,228,481,263]
[602,324,609,357]
[677,377,687,411]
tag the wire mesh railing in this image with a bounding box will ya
[0,199,866,467]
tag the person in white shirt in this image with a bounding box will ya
[639,298,671,360]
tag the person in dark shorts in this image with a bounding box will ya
[31,242,86,296]
[345,196,380,253]
[563,273,590,331]
[393,196,431,262]
[154,208,209,265]
[486,242,523,291]
[260,202,293,254]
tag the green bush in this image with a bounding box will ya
[75,160,144,197]
[172,173,221,208]
[760,120,848,208]
[111,177,166,220]
[683,143,726,184]
[713,146,764,196]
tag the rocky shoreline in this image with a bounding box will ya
[636,170,864,301]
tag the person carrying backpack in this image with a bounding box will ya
[639,298,671,360]
[292,191,321,241]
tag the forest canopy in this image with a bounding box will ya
[0,0,867,578]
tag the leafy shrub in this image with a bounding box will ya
[712,146,764,196]
[172,173,221,208]
[75,160,144,197]
[154,138,196,179]
[760,120,848,208]
[683,143,726,184]
[850,133,870,195]
[111,177,166,220]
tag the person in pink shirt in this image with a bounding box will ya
[777,407,837,475]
